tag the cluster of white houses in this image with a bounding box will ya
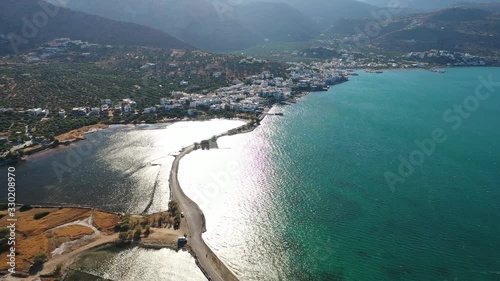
[159,72,296,114]
[66,98,139,117]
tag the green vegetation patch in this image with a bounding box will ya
[33,211,50,220]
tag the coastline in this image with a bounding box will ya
[6,116,257,162]
[0,118,262,280]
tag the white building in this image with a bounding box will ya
[28,108,43,116]
[123,104,132,114]
[143,107,156,114]
[88,108,100,116]
[101,99,112,105]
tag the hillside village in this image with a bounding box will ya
[0,40,350,162]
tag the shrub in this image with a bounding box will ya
[19,204,33,212]
[0,227,10,252]
[120,223,130,232]
[33,212,50,220]
[33,252,48,266]
[54,263,63,275]
[140,217,149,228]
[144,225,151,237]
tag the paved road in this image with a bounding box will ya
[169,145,239,281]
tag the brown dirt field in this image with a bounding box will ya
[0,207,120,274]
[53,225,94,238]
[92,211,120,235]
[11,208,91,236]
[55,124,108,142]
[0,233,49,272]
[18,234,49,272]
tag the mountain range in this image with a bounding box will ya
[61,0,422,52]
[62,0,323,52]
[0,0,191,55]
[239,0,385,26]
[359,0,496,10]
[1,0,498,55]
[330,6,500,52]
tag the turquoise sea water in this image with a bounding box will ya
[179,67,500,281]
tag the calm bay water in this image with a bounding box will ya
[0,119,245,281]
[66,245,207,281]
[178,67,500,281]
[0,119,245,213]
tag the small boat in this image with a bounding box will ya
[431,68,446,73]
[366,70,384,74]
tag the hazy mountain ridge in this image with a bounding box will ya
[330,6,500,52]
[63,0,319,52]
[239,0,384,25]
[0,0,191,55]
[359,0,495,10]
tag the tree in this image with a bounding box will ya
[133,227,142,241]
[144,225,151,237]
[168,200,179,216]
[119,232,128,242]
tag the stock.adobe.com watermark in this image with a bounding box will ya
[208,0,242,20]
[51,131,108,182]
[5,0,63,53]
[189,159,240,217]
[384,75,500,192]
[6,167,17,274]
[352,0,406,47]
